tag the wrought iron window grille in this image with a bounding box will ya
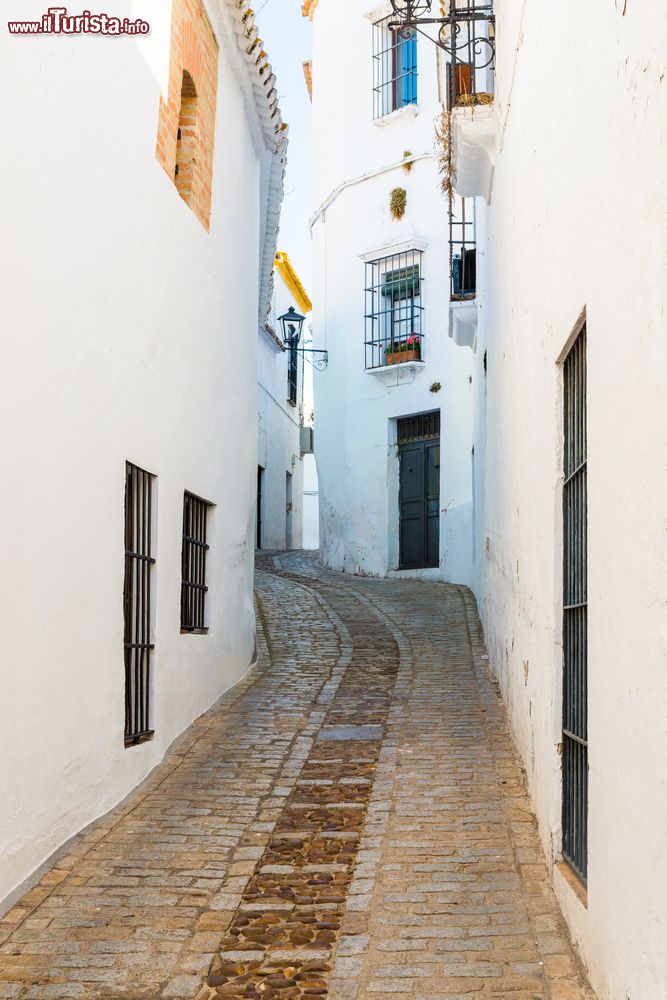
[123,463,156,748]
[562,325,588,883]
[372,15,418,120]
[181,491,212,634]
[450,193,476,300]
[364,249,424,371]
[397,410,440,444]
[388,0,495,106]
[288,339,299,406]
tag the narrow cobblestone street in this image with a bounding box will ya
[0,554,594,1000]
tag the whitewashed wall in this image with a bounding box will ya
[471,2,667,998]
[0,2,273,909]
[302,453,320,551]
[310,0,475,583]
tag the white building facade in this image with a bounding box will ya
[257,253,313,551]
[0,0,286,911]
[306,0,476,584]
[308,0,667,997]
[444,3,667,999]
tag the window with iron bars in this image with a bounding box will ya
[397,410,440,444]
[372,16,417,120]
[181,491,212,633]
[123,463,155,747]
[450,194,476,300]
[365,250,424,370]
[562,325,588,883]
[287,339,299,406]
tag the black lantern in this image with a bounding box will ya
[278,306,306,346]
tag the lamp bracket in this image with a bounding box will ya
[298,346,329,372]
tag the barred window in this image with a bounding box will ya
[181,491,212,633]
[562,326,588,882]
[450,194,476,301]
[288,340,299,406]
[364,249,424,370]
[124,463,156,747]
[372,16,417,120]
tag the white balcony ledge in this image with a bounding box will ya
[373,104,419,129]
[449,299,478,351]
[366,359,426,385]
[451,102,496,203]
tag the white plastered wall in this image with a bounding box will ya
[0,1,269,908]
[472,2,667,998]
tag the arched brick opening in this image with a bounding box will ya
[174,70,198,204]
[155,0,218,230]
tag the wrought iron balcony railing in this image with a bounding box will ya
[444,2,495,109]
[365,332,425,371]
[388,0,495,107]
[449,194,476,301]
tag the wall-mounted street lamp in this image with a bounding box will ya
[278,306,329,371]
[278,305,306,346]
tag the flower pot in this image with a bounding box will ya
[386,348,420,365]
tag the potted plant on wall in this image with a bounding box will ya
[385,335,421,365]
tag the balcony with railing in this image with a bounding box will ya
[450,194,476,301]
[449,193,478,349]
[444,1,496,201]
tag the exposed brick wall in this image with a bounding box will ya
[156,0,219,230]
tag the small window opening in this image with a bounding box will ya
[174,71,198,204]
[181,491,212,633]
[372,17,418,120]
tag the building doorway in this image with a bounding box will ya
[397,412,440,569]
[256,466,264,550]
[285,471,293,550]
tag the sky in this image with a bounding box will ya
[257,1,314,295]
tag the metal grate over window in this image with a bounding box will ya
[562,325,588,882]
[372,16,417,120]
[365,249,424,370]
[181,492,212,633]
[123,463,155,747]
[450,194,476,301]
[397,411,441,445]
[288,340,299,406]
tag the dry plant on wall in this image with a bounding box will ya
[435,108,454,199]
[402,150,414,173]
[390,187,407,220]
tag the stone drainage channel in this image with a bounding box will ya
[201,556,401,998]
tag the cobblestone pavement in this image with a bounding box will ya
[0,553,595,1000]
